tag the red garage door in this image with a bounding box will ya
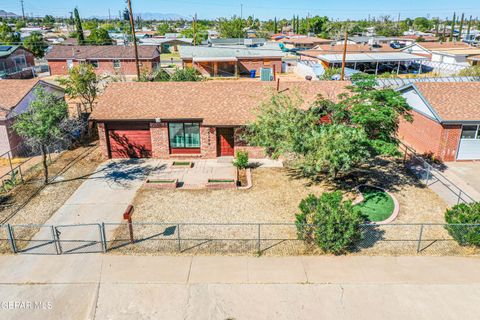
[107,123,152,158]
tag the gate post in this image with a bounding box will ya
[416,225,424,253]
[101,223,107,253]
[257,224,261,253]
[6,224,17,253]
[52,226,62,254]
[177,224,181,252]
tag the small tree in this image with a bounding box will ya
[233,151,249,169]
[445,202,480,246]
[13,88,78,184]
[169,67,203,82]
[23,31,48,58]
[0,23,21,44]
[58,63,101,111]
[295,191,365,254]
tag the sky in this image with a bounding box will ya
[0,0,478,20]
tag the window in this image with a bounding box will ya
[66,59,74,69]
[461,125,480,140]
[88,60,99,68]
[113,59,121,69]
[168,123,200,149]
[13,55,27,68]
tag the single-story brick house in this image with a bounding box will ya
[397,82,480,161]
[90,81,349,159]
[179,45,285,77]
[0,45,35,79]
[45,45,160,76]
[0,79,65,156]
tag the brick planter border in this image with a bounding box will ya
[144,178,178,190]
[206,179,237,190]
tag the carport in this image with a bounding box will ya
[318,52,427,75]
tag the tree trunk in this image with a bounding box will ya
[41,144,49,185]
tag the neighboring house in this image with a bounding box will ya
[401,42,480,65]
[201,38,267,46]
[90,81,349,159]
[45,45,161,76]
[139,37,193,53]
[300,44,424,75]
[398,82,480,161]
[0,79,65,156]
[179,45,285,77]
[0,45,35,79]
[280,37,332,50]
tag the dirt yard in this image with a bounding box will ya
[105,158,475,256]
[0,144,103,253]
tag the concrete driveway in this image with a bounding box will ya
[20,159,164,254]
[443,162,480,202]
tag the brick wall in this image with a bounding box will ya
[48,58,159,76]
[98,122,267,160]
[185,58,283,77]
[439,125,462,162]
[397,110,462,161]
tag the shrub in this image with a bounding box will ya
[445,202,480,246]
[233,151,249,169]
[295,191,365,254]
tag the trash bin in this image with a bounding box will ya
[249,70,256,78]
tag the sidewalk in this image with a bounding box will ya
[0,255,479,319]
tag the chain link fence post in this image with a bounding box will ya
[51,226,60,255]
[457,190,463,205]
[6,224,17,253]
[101,223,107,253]
[417,224,424,253]
[257,224,261,254]
[177,224,181,252]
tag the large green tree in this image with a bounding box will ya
[87,28,113,45]
[218,16,246,38]
[73,8,85,45]
[0,23,21,44]
[23,31,48,58]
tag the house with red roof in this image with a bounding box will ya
[398,82,480,161]
[89,81,349,159]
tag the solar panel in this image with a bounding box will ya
[0,46,12,52]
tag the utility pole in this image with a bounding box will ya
[126,0,141,80]
[192,13,197,46]
[240,4,243,20]
[340,30,348,81]
[108,9,111,21]
[20,0,25,21]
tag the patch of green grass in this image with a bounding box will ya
[147,179,176,184]
[356,186,394,222]
[172,161,192,166]
[208,179,235,183]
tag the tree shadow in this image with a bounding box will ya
[99,160,166,187]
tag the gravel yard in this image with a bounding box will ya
[107,158,475,256]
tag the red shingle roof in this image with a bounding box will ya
[91,81,350,125]
[45,45,160,60]
[0,79,40,118]
[415,82,480,121]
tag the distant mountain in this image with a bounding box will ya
[0,10,20,18]
[135,13,188,20]
[89,12,188,21]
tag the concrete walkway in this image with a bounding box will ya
[0,255,479,319]
[22,159,162,254]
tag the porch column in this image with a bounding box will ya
[397,61,401,75]
[375,62,379,75]
[234,62,239,77]
[213,62,218,77]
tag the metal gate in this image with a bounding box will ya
[54,223,105,254]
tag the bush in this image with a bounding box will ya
[295,191,365,254]
[233,151,249,169]
[445,202,480,246]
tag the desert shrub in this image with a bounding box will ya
[295,191,365,254]
[233,151,249,169]
[445,202,480,246]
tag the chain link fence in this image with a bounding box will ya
[399,142,476,205]
[1,222,478,256]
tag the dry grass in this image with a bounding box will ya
[108,157,479,256]
[0,144,103,253]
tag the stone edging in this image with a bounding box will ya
[353,184,400,225]
[237,168,253,190]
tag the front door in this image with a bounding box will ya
[217,128,234,156]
